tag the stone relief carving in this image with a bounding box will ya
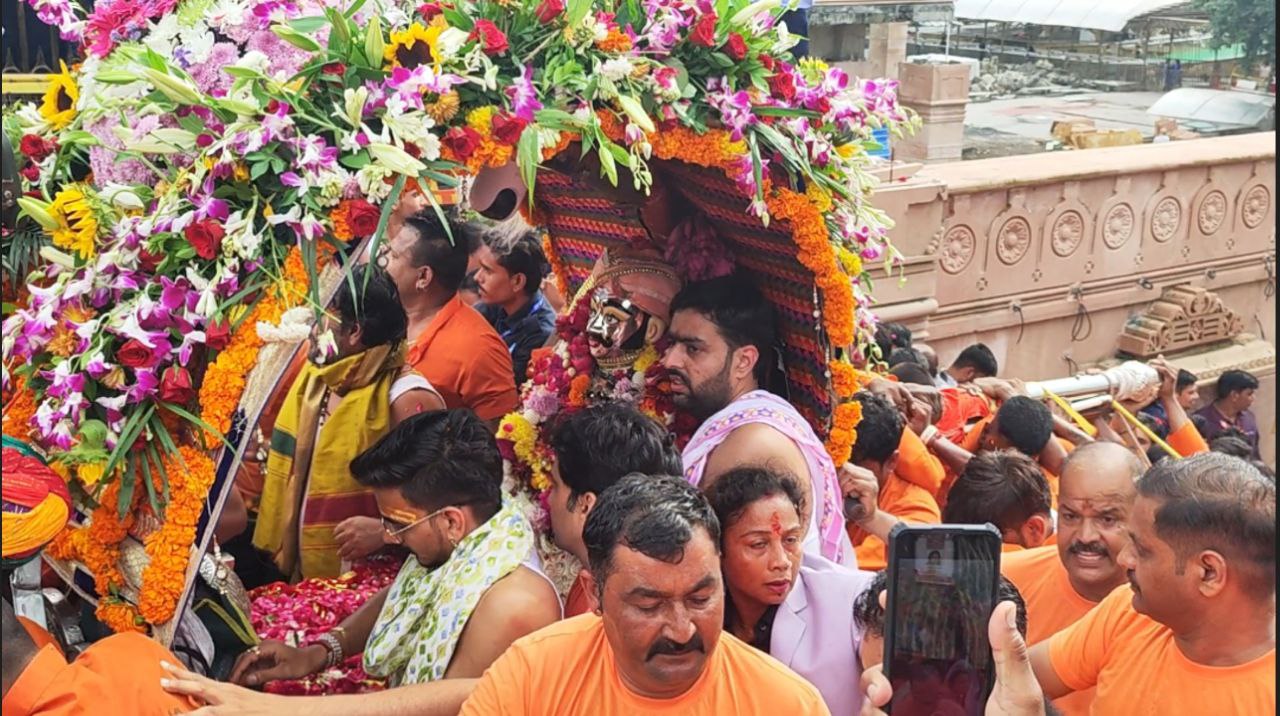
[1197,190,1228,235]
[1102,203,1135,249]
[1242,185,1271,229]
[1117,285,1245,358]
[939,225,976,274]
[1150,197,1182,243]
[1050,210,1085,257]
[996,216,1032,265]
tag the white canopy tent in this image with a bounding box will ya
[953,0,1193,32]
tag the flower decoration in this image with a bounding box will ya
[39,61,80,130]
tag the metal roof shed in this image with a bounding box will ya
[954,0,1193,32]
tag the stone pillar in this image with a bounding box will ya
[811,22,867,63]
[867,22,908,80]
[895,61,971,163]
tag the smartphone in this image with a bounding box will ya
[882,524,1003,716]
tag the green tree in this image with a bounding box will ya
[1192,0,1276,76]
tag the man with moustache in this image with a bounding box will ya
[1000,441,1142,716]
[459,474,831,715]
[664,275,853,566]
[1030,453,1276,714]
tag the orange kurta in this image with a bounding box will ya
[849,474,942,571]
[895,428,946,497]
[406,295,517,422]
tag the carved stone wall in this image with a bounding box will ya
[1117,285,1246,358]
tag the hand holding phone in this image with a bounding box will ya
[881,524,1003,716]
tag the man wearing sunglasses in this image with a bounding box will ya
[229,409,561,691]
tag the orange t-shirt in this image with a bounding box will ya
[564,570,596,618]
[937,388,993,444]
[406,295,517,421]
[959,417,1064,511]
[2,634,199,716]
[459,614,831,715]
[850,474,942,571]
[895,428,945,497]
[1002,546,1097,716]
[1049,586,1276,715]
[1167,422,1209,457]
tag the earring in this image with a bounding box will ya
[448,536,459,550]
[416,280,428,292]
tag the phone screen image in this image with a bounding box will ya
[883,526,1002,716]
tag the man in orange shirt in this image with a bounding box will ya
[1002,441,1143,716]
[1030,453,1276,714]
[964,396,1069,509]
[2,598,198,716]
[941,451,1053,551]
[545,403,684,617]
[376,211,517,425]
[459,474,831,715]
[841,392,941,571]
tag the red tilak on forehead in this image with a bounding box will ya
[770,512,783,536]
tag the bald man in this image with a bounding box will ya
[1000,442,1143,716]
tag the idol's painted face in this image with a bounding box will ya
[598,529,724,700]
[586,287,646,359]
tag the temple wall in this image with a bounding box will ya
[873,132,1277,463]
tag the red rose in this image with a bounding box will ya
[767,70,796,103]
[19,134,50,161]
[490,113,527,146]
[690,14,717,47]
[443,126,483,161]
[535,0,564,23]
[347,199,382,238]
[137,247,164,273]
[417,2,444,21]
[321,62,347,76]
[758,53,775,70]
[20,164,41,182]
[185,219,225,261]
[117,339,154,369]
[159,365,196,405]
[723,33,747,61]
[204,319,232,351]
[470,19,509,56]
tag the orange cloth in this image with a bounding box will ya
[850,474,942,571]
[2,634,199,716]
[1049,586,1276,715]
[1002,546,1097,716]
[406,296,517,422]
[960,415,992,454]
[16,617,62,657]
[1167,422,1209,457]
[564,570,595,619]
[895,428,945,497]
[459,613,831,715]
[937,389,993,444]
[1001,543,1025,553]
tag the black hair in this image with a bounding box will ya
[333,264,408,349]
[1147,445,1172,467]
[890,361,935,387]
[952,343,998,378]
[994,396,1054,456]
[1137,453,1275,599]
[1250,461,1276,482]
[851,391,906,465]
[888,346,928,370]
[1190,413,1210,435]
[1136,411,1169,441]
[549,403,683,510]
[852,570,1028,639]
[487,229,548,297]
[873,322,912,360]
[702,466,806,539]
[1209,431,1255,459]
[1176,369,1198,391]
[1215,370,1259,400]
[670,274,777,386]
[350,409,501,520]
[583,473,720,596]
[402,210,473,294]
[943,450,1051,532]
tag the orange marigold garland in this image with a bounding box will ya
[824,400,863,467]
[137,445,216,625]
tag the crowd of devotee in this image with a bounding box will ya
[3,203,1273,716]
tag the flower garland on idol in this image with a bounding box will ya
[5,0,912,632]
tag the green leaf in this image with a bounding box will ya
[709,52,735,69]
[597,143,619,186]
[149,442,171,511]
[753,106,821,118]
[343,0,369,17]
[517,126,541,211]
[339,151,372,170]
[139,444,162,519]
[442,7,473,31]
[103,404,155,491]
[118,454,137,521]
[566,0,593,27]
[362,174,407,292]
[421,183,454,246]
[222,66,267,80]
[157,402,234,450]
[325,7,352,55]
[250,161,270,181]
[288,16,329,33]
[748,132,764,202]
[271,24,323,52]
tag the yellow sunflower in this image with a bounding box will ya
[384,19,445,70]
[49,185,99,261]
[40,61,79,130]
